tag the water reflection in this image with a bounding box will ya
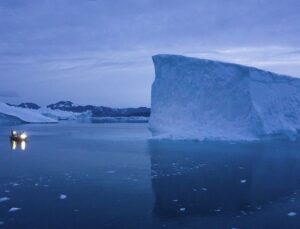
[149,140,300,218]
[11,140,27,151]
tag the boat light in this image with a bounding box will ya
[20,133,27,140]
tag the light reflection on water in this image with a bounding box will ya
[10,140,27,151]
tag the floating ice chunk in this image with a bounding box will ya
[240,210,247,215]
[60,194,67,200]
[240,179,247,183]
[172,199,178,202]
[201,188,207,191]
[0,197,10,203]
[106,170,116,174]
[288,212,297,217]
[0,221,4,225]
[8,207,21,212]
[179,208,186,212]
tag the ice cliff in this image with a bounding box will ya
[149,54,300,140]
[0,102,57,124]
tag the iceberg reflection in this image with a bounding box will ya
[149,140,300,218]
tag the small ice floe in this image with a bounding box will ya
[0,221,4,225]
[8,207,21,212]
[4,190,10,193]
[179,208,186,212]
[106,170,115,174]
[214,208,221,212]
[192,188,197,192]
[201,188,207,191]
[59,194,67,200]
[0,197,10,203]
[11,183,19,187]
[238,166,244,169]
[172,199,178,202]
[35,183,39,187]
[240,179,247,184]
[288,212,297,217]
[256,206,262,210]
[240,210,247,215]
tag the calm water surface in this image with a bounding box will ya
[0,123,300,229]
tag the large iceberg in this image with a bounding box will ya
[149,54,300,140]
[0,102,57,124]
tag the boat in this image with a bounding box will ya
[10,130,28,142]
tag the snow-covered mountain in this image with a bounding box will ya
[1,101,150,124]
[7,102,41,110]
[0,102,57,124]
[149,54,300,141]
[47,101,150,117]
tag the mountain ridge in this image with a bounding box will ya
[7,101,151,117]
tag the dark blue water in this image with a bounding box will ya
[0,123,300,228]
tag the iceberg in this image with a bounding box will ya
[0,102,57,124]
[149,54,300,140]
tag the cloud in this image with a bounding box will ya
[0,0,300,105]
[0,90,19,98]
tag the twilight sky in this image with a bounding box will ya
[0,0,300,107]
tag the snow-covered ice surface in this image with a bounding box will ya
[0,102,57,124]
[149,54,300,141]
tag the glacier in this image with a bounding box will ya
[149,54,300,141]
[0,102,57,124]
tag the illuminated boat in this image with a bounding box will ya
[10,130,28,142]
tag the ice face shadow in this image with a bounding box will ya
[148,140,300,218]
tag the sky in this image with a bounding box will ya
[0,0,300,107]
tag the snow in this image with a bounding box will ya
[0,102,57,124]
[149,54,300,141]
